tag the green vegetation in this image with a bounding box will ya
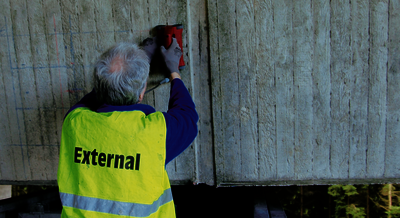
[273,184,400,217]
[328,184,366,218]
[327,184,400,218]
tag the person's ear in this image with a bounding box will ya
[137,82,147,104]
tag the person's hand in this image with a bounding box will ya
[170,72,181,80]
[160,37,182,74]
[141,37,158,62]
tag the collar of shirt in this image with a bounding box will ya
[96,103,156,115]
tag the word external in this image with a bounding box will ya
[74,147,140,171]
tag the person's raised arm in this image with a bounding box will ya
[159,38,199,165]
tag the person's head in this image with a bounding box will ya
[93,42,149,105]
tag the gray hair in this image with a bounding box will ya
[93,42,149,105]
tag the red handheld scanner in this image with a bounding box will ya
[156,24,185,70]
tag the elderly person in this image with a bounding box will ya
[57,38,198,218]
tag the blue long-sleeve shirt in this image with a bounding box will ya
[65,78,199,165]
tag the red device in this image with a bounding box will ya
[156,24,185,70]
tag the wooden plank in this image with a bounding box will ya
[60,0,79,106]
[167,0,196,183]
[26,0,57,180]
[189,0,214,185]
[293,0,313,180]
[42,0,68,150]
[114,0,151,108]
[254,0,276,180]
[133,0,155,108]
[75,0,89,102]
[0,0,16,181]
[0,1,27,181]
[1,0,398,185]
[77,0,97,93]
[158,0,179,181]
[274,0,294,179]
[330,0,351,179]
[130,0,147,44]
[9,0,40,180]
[385,0,400,178]
[348,0,369,179]
[236,0,258,181]
[43,0,69,137]
[368,0,388,178]
[216,0,240,182]
[148,0,196,183]
[112,0,131,43]
[26,0,54,145]
[312,0,331,179]
[68,2,86,103]
[94,0,115,69]
[208,0,224,184]
[153,0,170,122]
[0,71,13,180]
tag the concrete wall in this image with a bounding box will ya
[209,0,400,186]
[0,0,399,186]
[0,0,212,185]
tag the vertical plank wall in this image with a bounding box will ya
[1,0,399,186]
[0,0,213,185]
[209,0,400,186]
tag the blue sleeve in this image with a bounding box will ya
[163,79,199,165]
[64,89,100,119]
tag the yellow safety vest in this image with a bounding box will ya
[58,107,175,218]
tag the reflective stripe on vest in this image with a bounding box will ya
[59,188,173,217]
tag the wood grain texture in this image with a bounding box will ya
[189,0,214,185]
[135,0,156,108]
[0,0,207,185]
[330,0,351,179]
[237,0,258,181]
[157,0,195,183]
[0,0,16,181]
[348,0,369,179]
[210,0,399,184]
[208,0,223,184]
[368,0,388,178]
[293,0,313,180]
[156,0,176,179]
[112,0,131,43]
[255,0,276,180]
[1,0,400,185]
[60,0,78,106]
[312,0,331,179]
[26,0,56,180]
[386,0,400,178]
[94,0,115,55]
[42,0,65,180]
[274,0,295,180]
[173,0,196,183]
[77,0,97,93]
[43,0,69,145]
[10,0,37,180]
[217,0,241,182]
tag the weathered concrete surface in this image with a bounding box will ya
[1,0,399,186]
[0,0,213,185]
[209,0,400,186]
